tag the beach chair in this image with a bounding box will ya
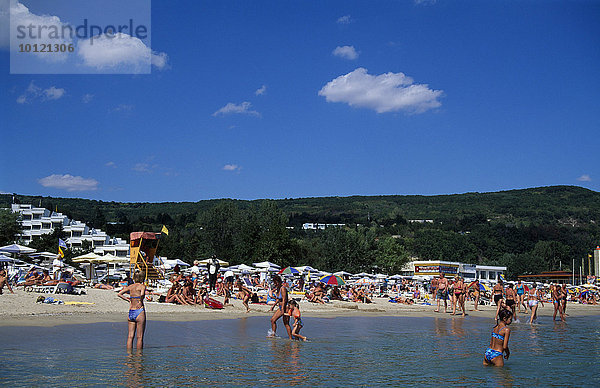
[241,277,260,293]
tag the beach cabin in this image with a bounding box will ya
[129,232,164,282]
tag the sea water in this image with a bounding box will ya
[1,315,599,387]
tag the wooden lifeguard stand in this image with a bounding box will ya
[129,232,164,283]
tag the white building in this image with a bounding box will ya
[302,222,345,230]
[11,203,129,257]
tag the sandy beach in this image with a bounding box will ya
[1,288,599,327]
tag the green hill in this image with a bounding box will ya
[2,185,599,277]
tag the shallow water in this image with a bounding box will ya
[1,315,599,387]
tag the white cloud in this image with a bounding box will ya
[318,68,443,114]
[415,0,437,5]
[105,161,116,168]
[577,174,592,182]
[213,102,260,117]
[132,163,151,173]
[82,93,94,103]
[38,174,98,192]
[3,2,71,62]
[113,104,133,112]
[332,45,358,60]
[223,164,241,172]
[44,86,65,100]
[337,15,353,24]
[17,81,65,103]
[255,85,267,96]
[77,33,168,72]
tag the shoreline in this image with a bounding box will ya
[2,288,599,327]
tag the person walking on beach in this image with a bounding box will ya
[516,280,527,313]
[117,271,147,349]
[493,280,504,307]
[236,279,252,313]
[528,283,541,324]
[0,269,14,294]
[434,273,449,313]
[452,277,466,317]
[269,275,292,339]
[207,255,220,294]
[504,283,518,322]
[287,299,307,341]
[551,284,565,322]
[561,284,569,316]
[430,277,438,301]
[468,279,481,311]
[483,309,512,367]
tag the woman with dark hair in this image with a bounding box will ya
[483,309,512,367]
[268,275,292,339]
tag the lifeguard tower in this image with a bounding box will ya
[129,232,164,282]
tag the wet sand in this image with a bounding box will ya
[1,287,598,327]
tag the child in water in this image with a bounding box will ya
[287,299,307,341]
[483,309,512,367]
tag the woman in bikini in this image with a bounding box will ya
[452,277,466,317]
[515,280,527,313]
[269,275,292,339]
[503,283,517,322]
[551,284,565,321]
[117,271,147,349]
[528,283,540,324]
[483,308,512,367]
[493,280,504,307]
[236,279,252,313]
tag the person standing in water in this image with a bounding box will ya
[287,299,307,341]
[528,283,541,324]
[551,283,566,322]
[434,273,449,313]
[468,279,481,311]
[483,309,512,367]
[269,275,292,339]
[516,280,527,313]
[118,271,147,349]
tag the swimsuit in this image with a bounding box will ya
[484,330,505,362]
[484,348,503,362]
[128,307,144,322]
[516,286,524,295]
[494,294,503,304]
[528,300,538,307]
[506,299,515,307]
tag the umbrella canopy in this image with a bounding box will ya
[253,261,281,269]
[389,274,403,280]
[375,273,388,279]
[71,252,103,263]
[320,274,346,286]
[198,258,230,266]
[278,266,300,275]
[236,264,256,272]
[333,271,353,277]
[295,265,318,273]
[0,244,36,254]
[355,277,374,285]
[354,272,373,278]
[100,254,130,263]
[0,254,16,262]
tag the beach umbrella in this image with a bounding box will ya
[198,258,230,266]
[479,283,491,292]
[72,252,103,262]
[320,274,346,286]
[253,261,281,269]
[294,265,318,273]
[354,272,373,278]
[355,277,374,285]
[278,266,300,275]
[0,244,36,255]
[333,271,353,278]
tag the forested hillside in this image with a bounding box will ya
[2,186,599,278]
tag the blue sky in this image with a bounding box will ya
[1,0,599,202]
